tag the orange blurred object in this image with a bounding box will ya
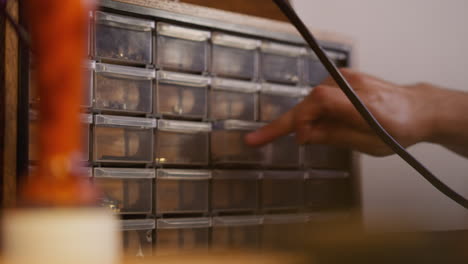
[21,0,97,206]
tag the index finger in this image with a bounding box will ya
[244,108,296,147]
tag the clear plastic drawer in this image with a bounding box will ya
[29,112,92,162]
[211,33,260,80]
[156,218,211,254]
[94,63,154,114]
[93,115,156,164]
[212,216,262,250]
[155,169,211,215]
[156,23,210,73]
[259,83,307,122]
[263,134,301,169]
[121,219,155,257]
[211,120,265,166]
[155,71,209,119]
[262,171,305,211]
[305,170,351,210]
[155,120,211,166]
[93,168,155,214]
[209,78,259,121]
[262,214,309,249]
[260,42,305,84]
[302,144,350,170]
[211,170,260,213]
[93,11,154,65]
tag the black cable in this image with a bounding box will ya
[273,0,468,209]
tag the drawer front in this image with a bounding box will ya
[211,130,264,166]
[155,131,209,166]
[93,126,153,163]
[261,53,300,84]
[212,45,256,80]
[95,23,152,65]
[157,36,208,73]
[210,90,256,121]
[94,177,153,215]
[303,145,350,170]
[262,178,304,210]
[156,179,209,214]
[264,135,301,169]
[156,83,207,119]
[259,93,301,122]
[212,178,258,212]
[94,73,153,114]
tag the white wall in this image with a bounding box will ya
[291,0,468,231]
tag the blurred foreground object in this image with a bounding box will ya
[20,0,97,206]
[2,1,120,264]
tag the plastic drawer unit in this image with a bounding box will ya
[259,83,307,122]
[302,144,350,170]
[121,219,155,257]
[261,171,305,211]
[263,134,301,169]
[211,170,260,213]
[29,112,92,162]
[260,41,305,84]
[155,71,209,120]
[305,170,351,210]
[212,216,262,250]
[211,120,265,167]
[155,120,211,166]
[156,23,210,73]
[93,11,154,65]
[93,63,154,114]
[93,115,156,164]
[155,169,211,215]
[209,78,259,121]
[262,214,309,249]
[155,218,211,254]
[211,32,260,80]
[93,167,155,215]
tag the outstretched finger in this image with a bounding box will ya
[244,109,296,147]
[244,94,322,146]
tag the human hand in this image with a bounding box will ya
[245,69,436,156]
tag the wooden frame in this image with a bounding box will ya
[2,0,19,208]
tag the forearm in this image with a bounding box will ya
[421,83,468,157]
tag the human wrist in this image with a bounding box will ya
[414,83,465,145]
[405,82,443,144]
